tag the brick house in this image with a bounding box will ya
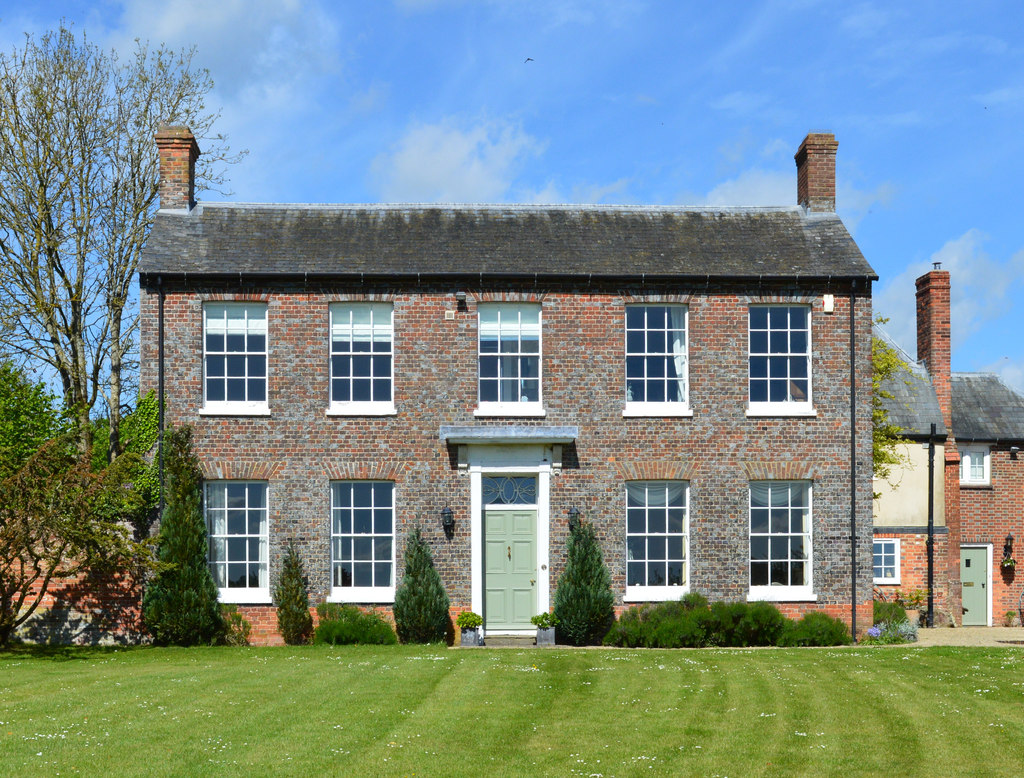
[873,268,1024,626]
[138,129,877,645]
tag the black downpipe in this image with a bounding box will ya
[158,277,166,519]
[927,422,936,626]
[850,282,858,640]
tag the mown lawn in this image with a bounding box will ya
[1,643,1021,777]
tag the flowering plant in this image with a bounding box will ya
[1001,557,1016,569]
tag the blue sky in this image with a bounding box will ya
[5,1,1024,391]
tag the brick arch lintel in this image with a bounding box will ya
[741,461,817,480]
[616,459,695,481]
[324,461,410,481]
[201,460,285,480]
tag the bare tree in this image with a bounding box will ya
[0,25,242,457]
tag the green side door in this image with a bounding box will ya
[960,547,988,626]
[484,508,537,630]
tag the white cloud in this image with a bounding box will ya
[369,118,544,202]
[874,230,1024,359]
[980,358,1024,395]
[703,169,792,207]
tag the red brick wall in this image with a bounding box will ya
[138,278,874,645]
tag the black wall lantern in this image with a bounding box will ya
[1004,532,1015,561]
[567,506,581,533]
[441,506,455,533]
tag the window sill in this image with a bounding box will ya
[746,403,816,418]
[622,403,693,418]
[747,586,817,602]
[327,402,397,417]
[474,403,546,418]
[873,577,901,586]
[959,482,992,489]
[328,587,396,604]
[200,403,271,417]
[624,585,689,602]
[218,587,272,605]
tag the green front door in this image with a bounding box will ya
[484,508,537,630]
[960,547,988,626]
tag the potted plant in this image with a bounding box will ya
[531,612,558,646]
[1001,556,1016,571]
[455,611,483,647]
[895,588,927,626]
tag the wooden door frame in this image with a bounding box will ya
[466,444,552,636]
[960,544,992,627]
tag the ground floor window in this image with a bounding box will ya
[206,481,269,602]
[624,481,689,601]
[330,481,395,602]
[873,538,901,584]
[749,481,814,601]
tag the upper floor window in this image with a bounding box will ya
[624,305,690,416]
[625,481,689,601]
[749,481,814,601]
[330,481,395,603]
[329,303,395,415]
[206,481,269,603]
[959,446,990,485]
[748,305,812,416]
[477,304,542,416]
[203,303,268,413]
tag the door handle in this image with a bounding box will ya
[530,579,535,585]
[507,545,511,560]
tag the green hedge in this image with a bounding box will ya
[313,604,397,645]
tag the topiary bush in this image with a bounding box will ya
[781,611,853,647]
[142,425,224,646]
[274,539,313,645]
[393,525,450,643]
[313,603,397,645]
[553,521,615,646]
[873,600,907,625]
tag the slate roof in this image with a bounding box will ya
[951,373,1024,443]
[139,203,876,280]
[874,326,946,438]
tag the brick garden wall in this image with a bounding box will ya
[140,277,874,645]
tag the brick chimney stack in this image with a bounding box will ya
[155,125,200,211]
[916,266,953,430]
[795,132,838,212]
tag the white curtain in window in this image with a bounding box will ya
[669,306,687,403]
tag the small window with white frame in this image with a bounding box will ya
[203,303,268,414]
[749,480,814,601]
[330,481,395,603]
[329,303,395,415]
[748,305,813,415]
[476,304,543,416]
[624,305,690,416]
[624,481,689,601]
[959,445,990,485]
[873,538,901,584]
[206,481,270,603]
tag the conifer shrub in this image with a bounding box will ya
[274,539,313,645]
[393,526,450,644]
[780,611,853,646]
[313,604,397,645]
[553,521,614,646]
[142,425,224,646]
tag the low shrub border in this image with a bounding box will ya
[603,595,855,648]
[312,603,397,646]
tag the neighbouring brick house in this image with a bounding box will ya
[134,128,877,645]
[873,268,1024,626]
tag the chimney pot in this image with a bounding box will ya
[795,132,838,212]
[155,125,200,211]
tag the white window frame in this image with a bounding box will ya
[747,481,816,602]
[201,302,270,416]
[623,481,690,601]
[206,481,271,604]
[475,303,544,417]
[623,305,692,417]
[327,303,396,416]
[959,445,991,485]
[328,481,396,603]
[746,304,815,417]
[872,538,901,585]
